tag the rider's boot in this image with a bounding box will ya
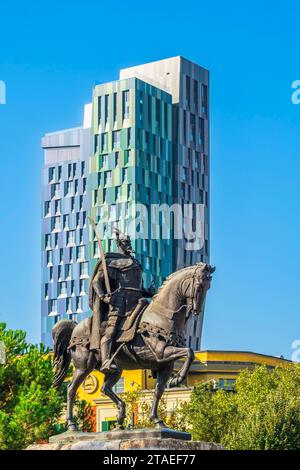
[100,339,118,373]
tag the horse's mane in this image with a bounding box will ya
[152,262,207,301]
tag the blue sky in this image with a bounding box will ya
[0,0,299,358]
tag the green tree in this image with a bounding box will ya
[186,364,300,450]
[121,387,188,431]
[0,323,93,449]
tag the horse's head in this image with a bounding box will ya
[181,263,215,316]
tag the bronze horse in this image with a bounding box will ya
[52,262,214,431]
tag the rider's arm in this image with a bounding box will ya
[92,268,106,299]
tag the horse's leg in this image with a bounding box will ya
[163,346,194,388]
[101,370,126,430]
[150,362,174,428]
[145,342,194,388]
[67,367,93,431]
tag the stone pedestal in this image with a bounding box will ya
[26,428,223,450]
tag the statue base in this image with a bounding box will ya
[26,428,223,450]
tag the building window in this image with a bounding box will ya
[128,128,132,147]
[65,264,71,279]
[79,228,84,245]
[139,91,143,120]
[70,196,75,212]
[164,102,168,137]
[58,265,62,281]
[145,256,150,270]
[81,161,85,176]
[97,96,101,126]
[155,98,160,129]
[58,281,67,297]
[67,230,75,246]
[67,163,72,179]
[80,262,89,278]
[54,199,61,215]
[105,171,112,186]
[48,167,55,183]
[203,154,208,175]
[113,130,120,149]
[80,279,85,295]
[185,75,190,107]
[102,133,108,152]
[44,201,50,217]
[77,245,85,261]
[94,240,100,258]
[52,216,61,232]
[145,131,150,151]
[83,177,87,193]
[66,297,73,314]
[148,94,152,124]
[49,266,54,282]
[70,280,75,296]
[190,114,195,144]
[194,79,198,111]
[79,195,84,211]
[122,168,128,182]
[201,83,208,116]
[49,299,57,315]
[65,181,73,196]
[63,214,69,230]
[104,95,109,123]
[59,248,63,264]
[52,183,60,198]
[109,204,117,221]
[102,154,108,168]
[45,234,51,249]
[199,117,205,147]
[103,188,107,203]
[94,134,100,153]
[44,284,49,299]
[116,186,121,201]
[122,90,130,119]
[115,151,119,167]
[76,296,83,312]
[124,149,131,165]
[113,92,117,122]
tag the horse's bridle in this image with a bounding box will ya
[185,265,206,317]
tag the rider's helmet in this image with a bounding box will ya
[113,227,133,255]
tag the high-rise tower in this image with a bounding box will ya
[41,57,209,350]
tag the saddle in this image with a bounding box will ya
[67,298,149,351]
[116,298,149,343]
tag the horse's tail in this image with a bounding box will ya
[52,320,77,388]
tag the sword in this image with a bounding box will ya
[88,217,111,295]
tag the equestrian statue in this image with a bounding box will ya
[52,220,215,431]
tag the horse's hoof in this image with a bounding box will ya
[67,423,78,432]
[168,377,179,388]
[155,420,167,429]
[150,418,166,429]
[113,424,125,431]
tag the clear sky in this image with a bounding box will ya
[0,0,299,358]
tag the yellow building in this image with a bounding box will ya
[77,350,292,432]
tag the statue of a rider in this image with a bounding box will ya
[89,228,155,373]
